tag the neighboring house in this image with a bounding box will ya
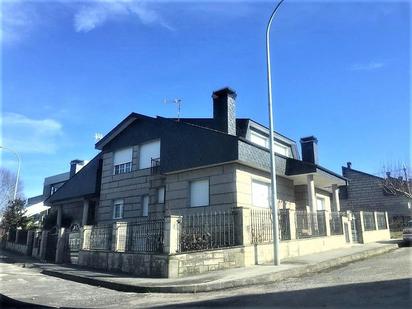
[46,87,346,228]
[340,163,412,229]
[25,160,87,227]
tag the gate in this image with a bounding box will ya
[45,227,58,262]
[67,224,81,264]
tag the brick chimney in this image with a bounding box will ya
[212,87,237,135]
[70,159,85,178]
[300,136,318,165]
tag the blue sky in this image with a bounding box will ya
[1,0,410,198]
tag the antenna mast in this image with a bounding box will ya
[164,98,182,121]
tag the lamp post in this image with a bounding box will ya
[0,146,21,200]
[266,0,285,266]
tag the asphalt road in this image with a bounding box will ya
[1,246,411,308]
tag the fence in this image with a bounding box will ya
[250,208,291,244]
[362,212,376,231]
[295,211,326,239]
[88,225,113,251]
[376,212,387,230]
[125,220,164,252]
[329,212,343,235]
[177,210,235,252]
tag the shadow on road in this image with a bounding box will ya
[156,278,412,308]
[0,294,56,309]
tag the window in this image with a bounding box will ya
[252,180,271,208]
[50,185,58,195]
[139,140,160,169]
[113,199,124,219]
[142,195,149,217]
[113,147,133,175]
[190,179,209,207]
[250,130,269,148]
[316,197,325,211]
[274,142,290,157]
[157,187,165,204]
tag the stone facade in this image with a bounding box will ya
[341,167,412,221]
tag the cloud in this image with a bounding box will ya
[349,61,386,71]
[73,0,174,33]
[1,113,63,154]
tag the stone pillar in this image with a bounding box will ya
[385,211,389,230]
[163,215,181,255]
[307,175,316,213]
[55,227,66,263]
[233,207,251,246]
[332,184,340,212]
[56,205,62,228]
[81,225,92,250]
[26,230,34,256]
[15,229,20,244]
[113,222,127,252]
[373,211,379,230]
[359,211,365,235]
[324,210,331,236]
[288,209,296,240]
[82,200,90,226]
[39,230,48,261]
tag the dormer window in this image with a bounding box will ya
[250,130,269,148]
[273,142,290,157]
[113,147,133,175]
[139,139,160,169]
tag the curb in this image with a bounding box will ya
[39,244,398,293]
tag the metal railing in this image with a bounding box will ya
[151,157,161,175]
[376,212,387,230]
[177,210,235,252]
[125,220,164,253]
[295,211,326,239]
[362,212,376,231]
[88,225,113,251]
[250,208,291,244]
[329,212,343,235]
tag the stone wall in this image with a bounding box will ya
[5,242,30,255]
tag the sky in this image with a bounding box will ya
[1,0,410,198]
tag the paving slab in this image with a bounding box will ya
[0,241,399,293]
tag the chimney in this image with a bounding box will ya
[212,87,237,135]
[70,159,85,178]
[347,162,352,169]
[300,136,318,164]
[386,172,391,178]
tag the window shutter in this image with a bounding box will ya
[139,140,160,169]
[190,179,209,207]
[113,148,133,165]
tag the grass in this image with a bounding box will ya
[390,231,403,239]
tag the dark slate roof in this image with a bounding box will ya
[286,157,347,182]
[45,154,102,204]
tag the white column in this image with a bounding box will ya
[307,175,316,213]
[82,200,90,226]
[332,184,341,212]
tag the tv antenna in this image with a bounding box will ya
[163,98,182,121]
[94,132,103,143]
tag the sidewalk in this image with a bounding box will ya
[0,241,399,293]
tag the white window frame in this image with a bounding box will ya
[139,139,160,170]
[190,179,209,207]
[250,130,269,148]
[251,180,271,208]
[113,199,124,219]
[113,147,133,175]
[157,187,165,204]
[273,141,290,157]
[142,195,149,217]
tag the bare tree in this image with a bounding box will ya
[0,167,24,214]
[380,162,412,198]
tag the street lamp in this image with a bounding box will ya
[266,0,285,266]
[0,146,21,200]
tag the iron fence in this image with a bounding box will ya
[329,212,343,235]
[33,231,42,248]
[250,208,291,244]
[17,230,28,245]
[177,210,235,252]
[8,229,16,242]
[362,212,376,231]
[88,225,112,251]
[125,220,164,253]
[376,212,387,230]
[295,211,326,239]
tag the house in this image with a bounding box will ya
[46,87,346,229]
[340,162,412,230]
